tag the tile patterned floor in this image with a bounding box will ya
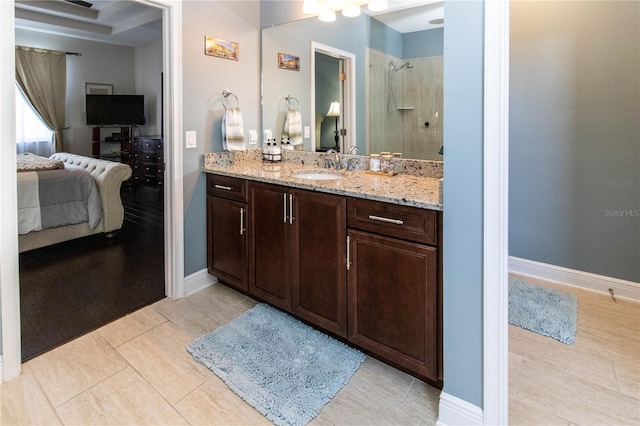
[2,276,638,425]
[1,283,439,425]
[508,274,640,425]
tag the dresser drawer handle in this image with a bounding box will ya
[368,215,404,225]
[214,184,233,191]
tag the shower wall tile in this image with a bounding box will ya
[366,48,443,161]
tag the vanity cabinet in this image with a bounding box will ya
[248,182,291,310]
[206,172,442,386]
[346,198,442,385]
[207,174,248,292]
[248,181,347,337]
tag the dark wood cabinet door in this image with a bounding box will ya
[248,182,291,311]
[347,229,439,384]
[207,196,247,292]
[291,189,347,337]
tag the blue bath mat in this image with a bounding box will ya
[186,303,365,426]
[509,277,578,344]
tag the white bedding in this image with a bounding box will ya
[17,165,102,235]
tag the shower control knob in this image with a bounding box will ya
[424,121,430,128]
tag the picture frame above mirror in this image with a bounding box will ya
[278,53,300,71]
[205,36,239,61]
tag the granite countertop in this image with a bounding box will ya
[202,151,443,211]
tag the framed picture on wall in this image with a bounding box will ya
[85,82,113,95]
[205,36,239,61]
[278,53,300,71]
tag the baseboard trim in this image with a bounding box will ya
[509,256,640,301]
[436,391,483,426]
[183,268,218,297]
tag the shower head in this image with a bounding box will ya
[389,61,414,73]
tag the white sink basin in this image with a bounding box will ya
[293,171,343,180]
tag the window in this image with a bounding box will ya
[16,84,53,156]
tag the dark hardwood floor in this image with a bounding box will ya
[19,185,166,362]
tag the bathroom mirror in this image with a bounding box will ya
[261,1,444,160]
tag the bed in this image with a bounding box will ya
[17,152,132,253]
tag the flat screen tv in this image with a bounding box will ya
[86,94,145,126]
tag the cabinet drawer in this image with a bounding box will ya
[133,139,157,153]
[207,174,247,202]
[133,163,157,175]
[134,152,158,163]
[134,175,158,186]
[347,198,437,245]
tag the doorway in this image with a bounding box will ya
[14,2,165,362]
[310,42,356,153]
[1,0,184,382]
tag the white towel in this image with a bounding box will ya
[222,107,246,151]
[282,108,303,146]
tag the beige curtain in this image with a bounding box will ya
[15,46,67,153]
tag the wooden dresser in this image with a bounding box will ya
[132,136,164,189]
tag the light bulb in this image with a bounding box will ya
[318,10,337,22]
[367,0,388,12]
[302,0,322,15]
[326,0,347,9]
[342,5,361,17]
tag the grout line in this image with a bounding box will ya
[402,378,414,401]
[21,363,63,420]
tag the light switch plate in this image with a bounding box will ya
[185,131,196,149]
[249,130,258,144]
[304,126,310,139]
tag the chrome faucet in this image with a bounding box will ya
[324,149,343,170]
[347,146,359,155]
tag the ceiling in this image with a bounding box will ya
[365,0,444,33]
[14,0,444,48]
[14,0,163,48]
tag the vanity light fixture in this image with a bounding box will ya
[302,0,388,21]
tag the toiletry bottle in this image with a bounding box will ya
[272,139,281,161]
[381,154,393,173]
[265,141,273,161]
[391,153,402,173]
[369,154,381,172]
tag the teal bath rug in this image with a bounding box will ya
[509,277,578,344]
[186,303,365,426]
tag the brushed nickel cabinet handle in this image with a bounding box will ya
[346,235,351,271]
[368,214,404,225]
[283,193,288,223]
[214,184,233,191]
[240,208,245,236]
[289,194,294,225]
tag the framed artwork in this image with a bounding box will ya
[278,53,300,71]
[85,82,113,95]
[205,36,239,61]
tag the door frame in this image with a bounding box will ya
[0,0,184,382]
[482,0,509,423]
[310,41,356,153]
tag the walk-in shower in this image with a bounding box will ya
[387,60,414,113]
